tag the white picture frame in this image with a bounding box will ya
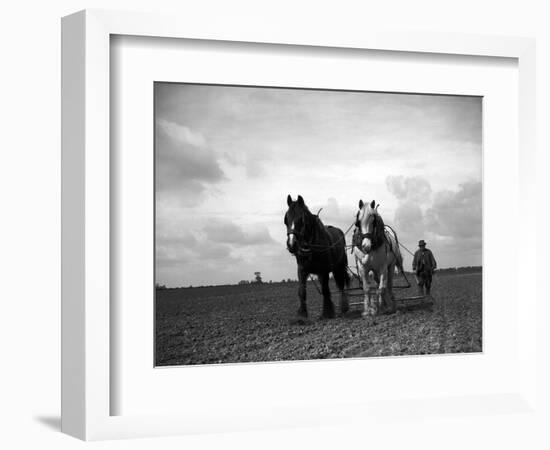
[61,9,537,441]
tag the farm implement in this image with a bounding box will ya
[345,266,433,315]
[309,232,434,317]
[289,205,434,317]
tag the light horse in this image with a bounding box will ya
[284,195,350,320]
[352,199,404,316]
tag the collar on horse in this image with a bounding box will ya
[287,212,340,260]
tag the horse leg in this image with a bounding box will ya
[333,267,349,315]
[297,269,308,318]
[360,266,371,317]
[319,272,335,319]
[377,268,388,315]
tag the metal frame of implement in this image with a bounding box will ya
[308,222,434,315]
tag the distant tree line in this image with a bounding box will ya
[434,266,482,275]
[157,266,481,290]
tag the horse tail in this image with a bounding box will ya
[327,226,350,289]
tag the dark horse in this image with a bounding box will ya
[284,195,350,319]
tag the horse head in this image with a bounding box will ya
[284,194,313,254]
[356,199,385,253]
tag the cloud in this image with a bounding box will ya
[323,197,340,217]
[386,175,432,204]
[385,176,482,268]
[313,197,357,233]
[203,219,276,246]
[154,84,482,285]
[425,181,482,239]
[157,231,198,249]
[157,118,207,147]
[393,202,425,237]
[385,175,433,247]
[155,119,225,204]
[156,228,241,272]
[155,231,199,268]
[155,217,283,286]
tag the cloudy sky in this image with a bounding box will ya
[155,83,482,287]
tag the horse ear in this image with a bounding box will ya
[375,203,379,213]
[297,195,304,206]
[370,200,376,209]
[359,199,364,209]
[287,194,292,206]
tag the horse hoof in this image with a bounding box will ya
[290,316,312,325]
[291,308,309,324]
[362,308,376,318]
[319,311,335,320]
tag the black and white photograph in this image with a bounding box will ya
[154,83,482,366]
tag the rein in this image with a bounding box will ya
[286,211,314,255]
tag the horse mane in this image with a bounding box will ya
[294,202,313,224]
[294,202,330,246]
[372,211,387,249]
[309,208,328,243]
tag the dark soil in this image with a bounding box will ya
[155,272,482,366]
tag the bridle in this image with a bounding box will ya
[286,212,313,255]
[356,210,384,252]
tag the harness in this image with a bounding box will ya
[286,212,354,266]
[355,214,386,251]
[286,211,316,256]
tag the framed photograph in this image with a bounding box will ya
[62,9,537,441]
[153,82,483,366]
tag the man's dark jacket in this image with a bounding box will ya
[412,248,437,273]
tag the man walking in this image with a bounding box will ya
[412,240,437,296]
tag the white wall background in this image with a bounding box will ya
[0,1,548,448]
